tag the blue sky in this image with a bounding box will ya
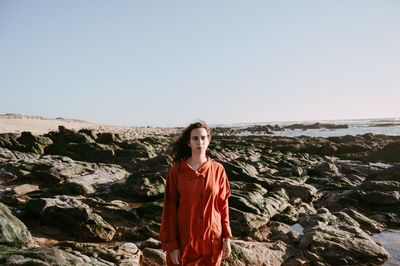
[1,1,399,126]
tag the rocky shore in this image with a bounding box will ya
[1,120,400,265]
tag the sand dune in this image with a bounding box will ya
[0,114,178,138]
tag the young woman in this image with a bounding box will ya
[160,121,233,265]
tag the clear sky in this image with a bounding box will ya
[1,1,399,127]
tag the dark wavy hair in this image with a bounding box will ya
[168,121,211,163]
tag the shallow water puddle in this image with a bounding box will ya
[373,230,400,266]
[287,223,304,235]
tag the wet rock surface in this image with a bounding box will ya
[0,127,399,265]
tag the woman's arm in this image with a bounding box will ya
[222,237,232,258]
[160,166,180,252]
[218,167,233,239]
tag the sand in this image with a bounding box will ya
[0,114,179,138]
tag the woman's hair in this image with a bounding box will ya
[168,121,211,163]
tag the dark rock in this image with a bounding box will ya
[113,155,170,200]
[26,196,115,242]
[229,183,289,240]
[309,162,339,177]
[0,133,19,148]
[0,147,16,161]
[283,123,349,130]
[299,209,389,265]
[142,247,166,266]
[366,142,400,163]
[16,132,53,154]
[140,238,161,249]
[0,203,35,248]
[221,239,295,266]
[58,241,142,265]
[96,132,121,144]
[0,246,87,265]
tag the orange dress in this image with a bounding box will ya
[160,157,233,266]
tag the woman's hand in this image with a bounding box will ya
[169,249,181,265]
[222,238,231,259]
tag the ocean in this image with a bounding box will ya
[230,118,400,137]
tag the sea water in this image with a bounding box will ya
[373,230,400,266]
[230,118,400,137]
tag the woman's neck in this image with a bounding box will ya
[188,154,207,171]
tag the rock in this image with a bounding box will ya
[113,155,170,200]
[264,177,317,202]
[229,183,289,240]
[142,247,166,266]
[2,129,400,265]
[223,161,259,181]
[97,132,121,144]
[278,166,306,178]
[298,209,389,265]
[58,241,142,265]
[118,174,165,200]
[341,208,384,234]
[1,246,89,266]
[26,196,115,242]
[360,180,400,191]
[0,133,19,148]
[0,203,35,248]
[133,202,163,221]
[221,239,295,266]
[115,242,142,265]
[3,247,88,266]
[45,142,116,163]
[369,165,400,181]
[282,256,310,266]
[61,165,128,196]
[49,126,95,144]
[0,147,16,161]
[16,132,53,154]
[359,190,400,205]
[12,184,40,196]
[366,142,400,163]
[2,156,128,196]
[240,124,280,134]
[283,123,348,130]
[273,205,300,224]
[309,162,340,176]
[140,238,162,249]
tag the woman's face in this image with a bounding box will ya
[188,127,210,156]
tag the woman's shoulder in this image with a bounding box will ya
[169,162,180,172]
[169,160,185,173]
[210,159,225,170]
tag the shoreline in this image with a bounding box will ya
[0,115,179,138]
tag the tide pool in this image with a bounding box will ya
[373,230,400,266]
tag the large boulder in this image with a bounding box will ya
[16,132,53,154]
[59,241,142,266]
[366,142,400,163]
[0,246,89,266]
[0,203,35,248]
[222,239,295,266]
[0,147,16,161]
[26,196,115,242]
[112,155,170,200]
[229,182,289,241]
[299,208,389,265]
[1,156,128,195]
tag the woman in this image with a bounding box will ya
[160,121,233,265]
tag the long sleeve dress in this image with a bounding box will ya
[160,156,233,266]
